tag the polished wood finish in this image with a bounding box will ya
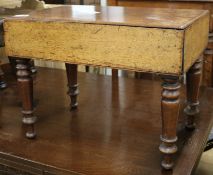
[85,66,90,73]
[160,76,181,169]
[3,6,209,169]
[16,59,36,139]
[4,6,209,74]
[0,4,65,86]
[65,63,79,110]
[0,67,213,174]
[184,57,203,129]
[9,56,37,75]
[135,72,142,79]
[1,10,38,76]
[107,0,213,86]
[8,57,17,76]
[3,5,208,29]
[112,69,118,79]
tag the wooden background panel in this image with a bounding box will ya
[0,67,213,174]
[4,21,184,74]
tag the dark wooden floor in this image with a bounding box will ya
[0,67,213,175]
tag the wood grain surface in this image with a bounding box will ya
[2,5,209,29]
[184,13,209,72]
[0,67,212,175]
[107,0,213,90]
[3,6,209,75]
[4,20,184,74]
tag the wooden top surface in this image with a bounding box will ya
[0,67,213,175]
[0,4,61,47]
[5,5,209,29]
[0,4,61,19]
[0,9,31,19]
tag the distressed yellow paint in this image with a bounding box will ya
[184,14,209,72]
[4,20,184,74]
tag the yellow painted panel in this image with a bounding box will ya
[4,20,184,74]
[184,13,209,72]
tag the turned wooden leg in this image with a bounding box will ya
[112,69,118,80]
[8,56,17,76]
[0,68,7,89]
[135,72,142,79]
[159,76,181,170]
[65,63,79,110]
[9,57,37,75]
[16,59,36,139]
[184,57,202,129]
[85,66,89,72]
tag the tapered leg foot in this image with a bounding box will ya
[65,63,79,110]
[184,57,202,130]
[160,76,181,170]
[0,68,7,89]
[16,59,36,139]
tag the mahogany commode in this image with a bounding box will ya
[3,5,209,170]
